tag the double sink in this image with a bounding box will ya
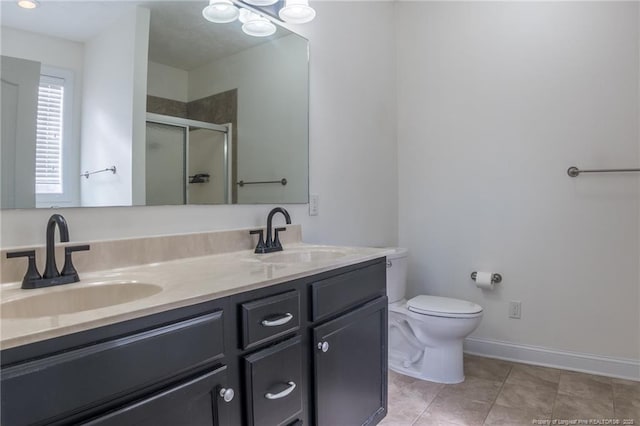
[1,247,348,320]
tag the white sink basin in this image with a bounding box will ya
[1,282,163,319]
[258,248,348,264]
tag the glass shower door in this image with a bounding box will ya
[187,127,228,205]
[145,122,186,206]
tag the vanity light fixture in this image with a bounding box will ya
[278,0,315,24]
[202,0,240,23]
[239,8,276,37]
[17,0,39,9]
[202,0,316,35]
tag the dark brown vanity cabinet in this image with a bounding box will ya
[0,257,387,426]
[82,365,232,426]
[243,337,303,426]
[308,261,388,426]
[313,298,388,426]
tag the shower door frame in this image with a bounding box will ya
[146,113,232,205]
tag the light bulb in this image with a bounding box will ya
[278,0,315,24]
[202,0,239,23]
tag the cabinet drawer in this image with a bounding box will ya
[310,261,386,322]
[82,365,230,426]
[1,310,225,426]
[244,336,303,426]
[241,290,300,350]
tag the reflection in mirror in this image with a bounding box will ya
[0,1,309,209]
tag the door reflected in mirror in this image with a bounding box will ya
[0,1,309,209]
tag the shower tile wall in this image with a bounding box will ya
[146,95,187,118]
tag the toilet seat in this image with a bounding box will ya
[407,295,483,319]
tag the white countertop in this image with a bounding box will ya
[0,243,389,350]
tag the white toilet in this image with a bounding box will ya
[386,248,483,384]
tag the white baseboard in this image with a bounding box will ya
[464,337,640,381]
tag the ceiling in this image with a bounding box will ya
[1,1,292,70]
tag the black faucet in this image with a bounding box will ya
[43,214,69,279]
[251,207,292,254]
[6,214,90,289]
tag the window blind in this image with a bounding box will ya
[36,75,64,194]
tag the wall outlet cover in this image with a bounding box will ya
[509,301,521,319]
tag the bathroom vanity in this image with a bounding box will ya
[0,237,388,426]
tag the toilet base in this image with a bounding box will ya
[389,340,466,384]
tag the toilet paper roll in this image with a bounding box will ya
[475,271,494,290]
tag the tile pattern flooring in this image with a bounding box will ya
[380,355,640,426]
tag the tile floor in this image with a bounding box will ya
[380,355,640,426]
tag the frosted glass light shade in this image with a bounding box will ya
[17,0,39,9]
[202,0,239,23]
[242,13,276,37]
[242,12,276,37]
[278,0,315,24]
[238,8,253,24]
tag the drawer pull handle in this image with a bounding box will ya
[265,381,296,400]
[219,387,235,403]
[261,313,293,327]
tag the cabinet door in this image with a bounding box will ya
[82,365,233,426]
[312,297,388,426]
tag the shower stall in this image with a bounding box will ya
[145,113,231,205]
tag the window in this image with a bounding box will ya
[35,66,76,207]
[36,75,65,194]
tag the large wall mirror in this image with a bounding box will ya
[1,1,309,208]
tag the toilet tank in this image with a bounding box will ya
[385,248,408,303]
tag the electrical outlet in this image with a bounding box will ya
[309,194,319,216]
[509,301,521,319]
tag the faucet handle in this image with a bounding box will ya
[6,250,42,288]
[273,227,287,249]
[250,229,266,253]
[61,245,90,280]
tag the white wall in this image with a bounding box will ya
[1,27,84,206]
[188,34,309,204]
[397,2,640,360]
[0,2,398,250]
[147,61,189,103]
[131,8,150,206]
[80,7,149,207]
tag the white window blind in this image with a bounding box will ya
[36,75,65,194]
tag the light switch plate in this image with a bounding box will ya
[309,194,319,216]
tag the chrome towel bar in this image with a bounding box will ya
[567,166,640,177]
[237,178,287,187]
[81,166,116,179]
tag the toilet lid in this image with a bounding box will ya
[407,295,483,317]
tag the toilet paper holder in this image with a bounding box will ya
[471,271,502,284]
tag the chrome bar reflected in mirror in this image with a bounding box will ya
[567,166,640,177]
[81,167,116,179]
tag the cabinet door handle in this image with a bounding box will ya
[265,381,296,400]
[317,341,329,352]
[261,313,293,327]
[219,387,235,403]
